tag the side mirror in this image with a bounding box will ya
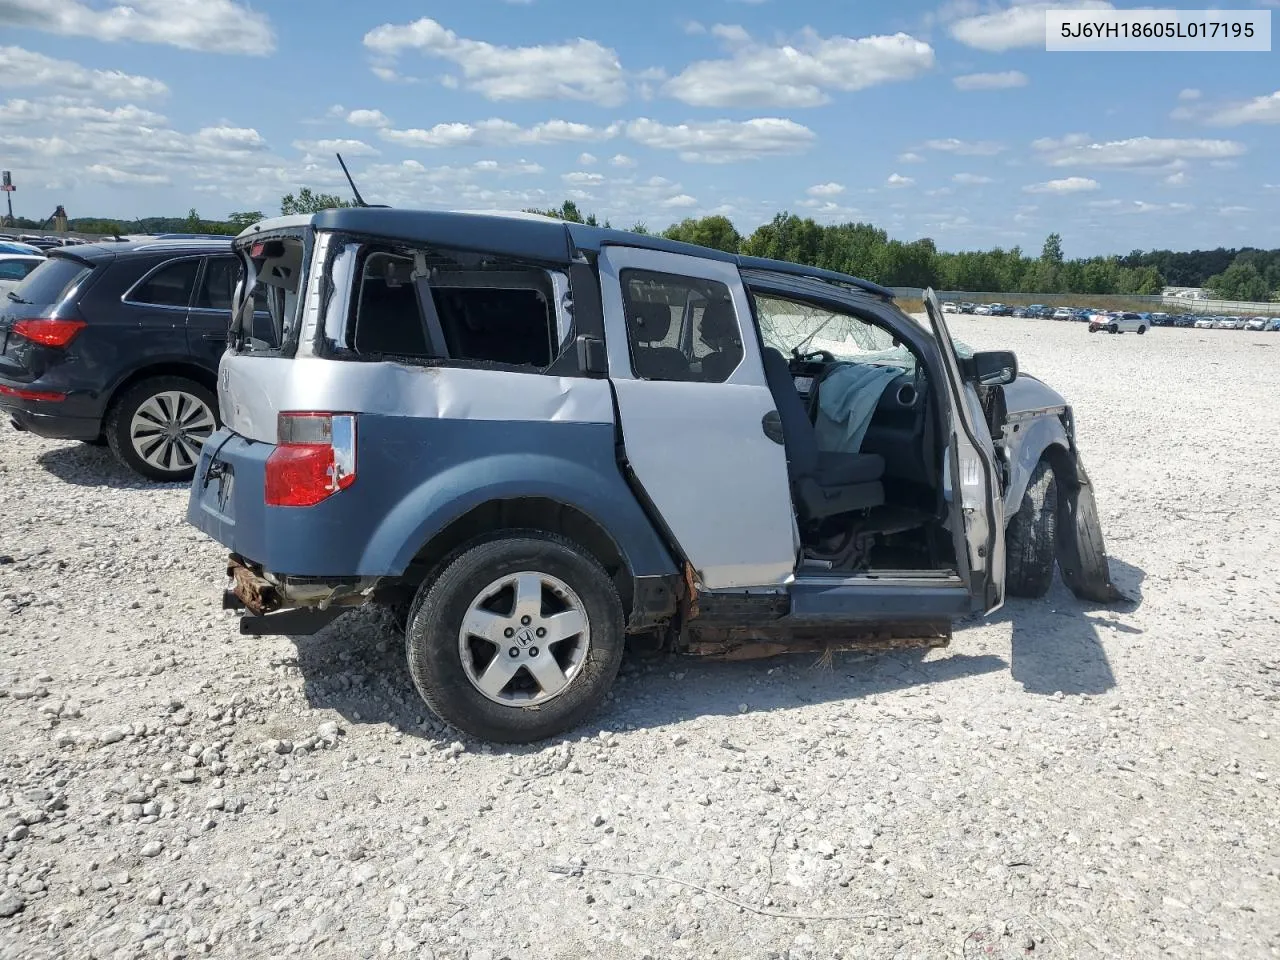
[575,335,609,376]
[965,350,1018,387]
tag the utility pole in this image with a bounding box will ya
[0,171,14,227]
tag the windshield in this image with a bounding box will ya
[754,293,921,370]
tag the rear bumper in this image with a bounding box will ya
[3,402,101,440]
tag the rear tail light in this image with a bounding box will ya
[265,412,357,507]
[0,384,66,402]
[12,318,86,348]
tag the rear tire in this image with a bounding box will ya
[1137,326,1147,335]
[405,531,625,743]
[106,376,219,482]
[1005,460,1058,599]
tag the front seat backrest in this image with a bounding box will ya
[627,302,690,380]
[761,346,818,480]
[698,299,743,382]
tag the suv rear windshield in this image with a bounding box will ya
[10,255,93,307]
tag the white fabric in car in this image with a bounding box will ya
[814,363,902,454]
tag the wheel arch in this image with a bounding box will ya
[102,361,219,421]
[1002,416,1078,521]
[364,456,682,632]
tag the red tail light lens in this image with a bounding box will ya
[265,412,357,507]
[12,318,86,348]
[0,384,66,402]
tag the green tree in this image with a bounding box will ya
[280,188,353,216]
[661,215,741,253]
[227,211,265,231]
[524,200,600,225]
[1206,261,1271,302]
[1040,232,1064,266]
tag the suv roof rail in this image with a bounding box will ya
[735,256,894,299]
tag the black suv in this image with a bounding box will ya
[0,238,248,481]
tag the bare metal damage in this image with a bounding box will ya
[226,555,380,616]
[679,620,952,661]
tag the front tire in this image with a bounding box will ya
[106,376,219,482]
[1108,325,1118,334]
[405,532,625,743]
[1005,460,1058,599]
[1137,326,1146,335]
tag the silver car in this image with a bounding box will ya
[186,209,1121,742]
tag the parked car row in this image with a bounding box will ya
[940,300,1280,332]
[2,209,1124,742]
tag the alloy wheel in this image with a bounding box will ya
[457,571,590,707]
[129,390,216,475]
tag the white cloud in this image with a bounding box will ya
[898,151,925,163]
[663,26,935,107]
[562,171,605,186]
[610,154,637,168]
[1032,134,1246,169]
[380,119,619,149]
[923,138,1004,156]
[578,152,597,165]
[1023,177,1100,193]
[0,46,168,100]
[363,17,626,106]
[952,70,1028,91]
[624,117,816,163]
[84,163,170,186]
[660,194,699,209]
[1218,205,1250,216]
[806,182,845,196]
[950,1,1113,52]
[1179,88,1202,101]
[886,173,914,187]
[1203,90,1280,126]
[0,0,274,54]
[347,109,392,129]
[472,159,543,175]
[952,173,994,184]
[1164,171,1188,186]
[292,138,380,158]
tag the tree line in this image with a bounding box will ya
[37,190,1278,302]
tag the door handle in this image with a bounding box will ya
[762,410,785,445]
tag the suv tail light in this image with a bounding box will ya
[265,413,357,507]
[12,318,86,348]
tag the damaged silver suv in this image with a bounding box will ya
[187,208,1119,743]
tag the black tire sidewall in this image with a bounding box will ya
[106,376,218,483]
[1006,460,1058,599]
[406,532,624,744]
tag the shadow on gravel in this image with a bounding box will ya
[285,606,1008,750]
[995,557,1145,697]
[36,442,174,490]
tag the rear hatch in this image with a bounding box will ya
[187,226,312,560]
[0,251,99,383]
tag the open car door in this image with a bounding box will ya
[923,288,1007,613]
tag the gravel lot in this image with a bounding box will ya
[1,316,1278,960]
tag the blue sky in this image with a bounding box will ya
[1,0,1277,256]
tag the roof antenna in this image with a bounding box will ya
[336,152,368,207]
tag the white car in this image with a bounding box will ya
[973,304,992,315]
[1245,317,1267,331]
[941,300,958,313]
[0,254,45,298]
[1052,307,1074,320]
[1194,316,1216,329]
[1089,311,1148,334]
[1216,316,1241,330]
